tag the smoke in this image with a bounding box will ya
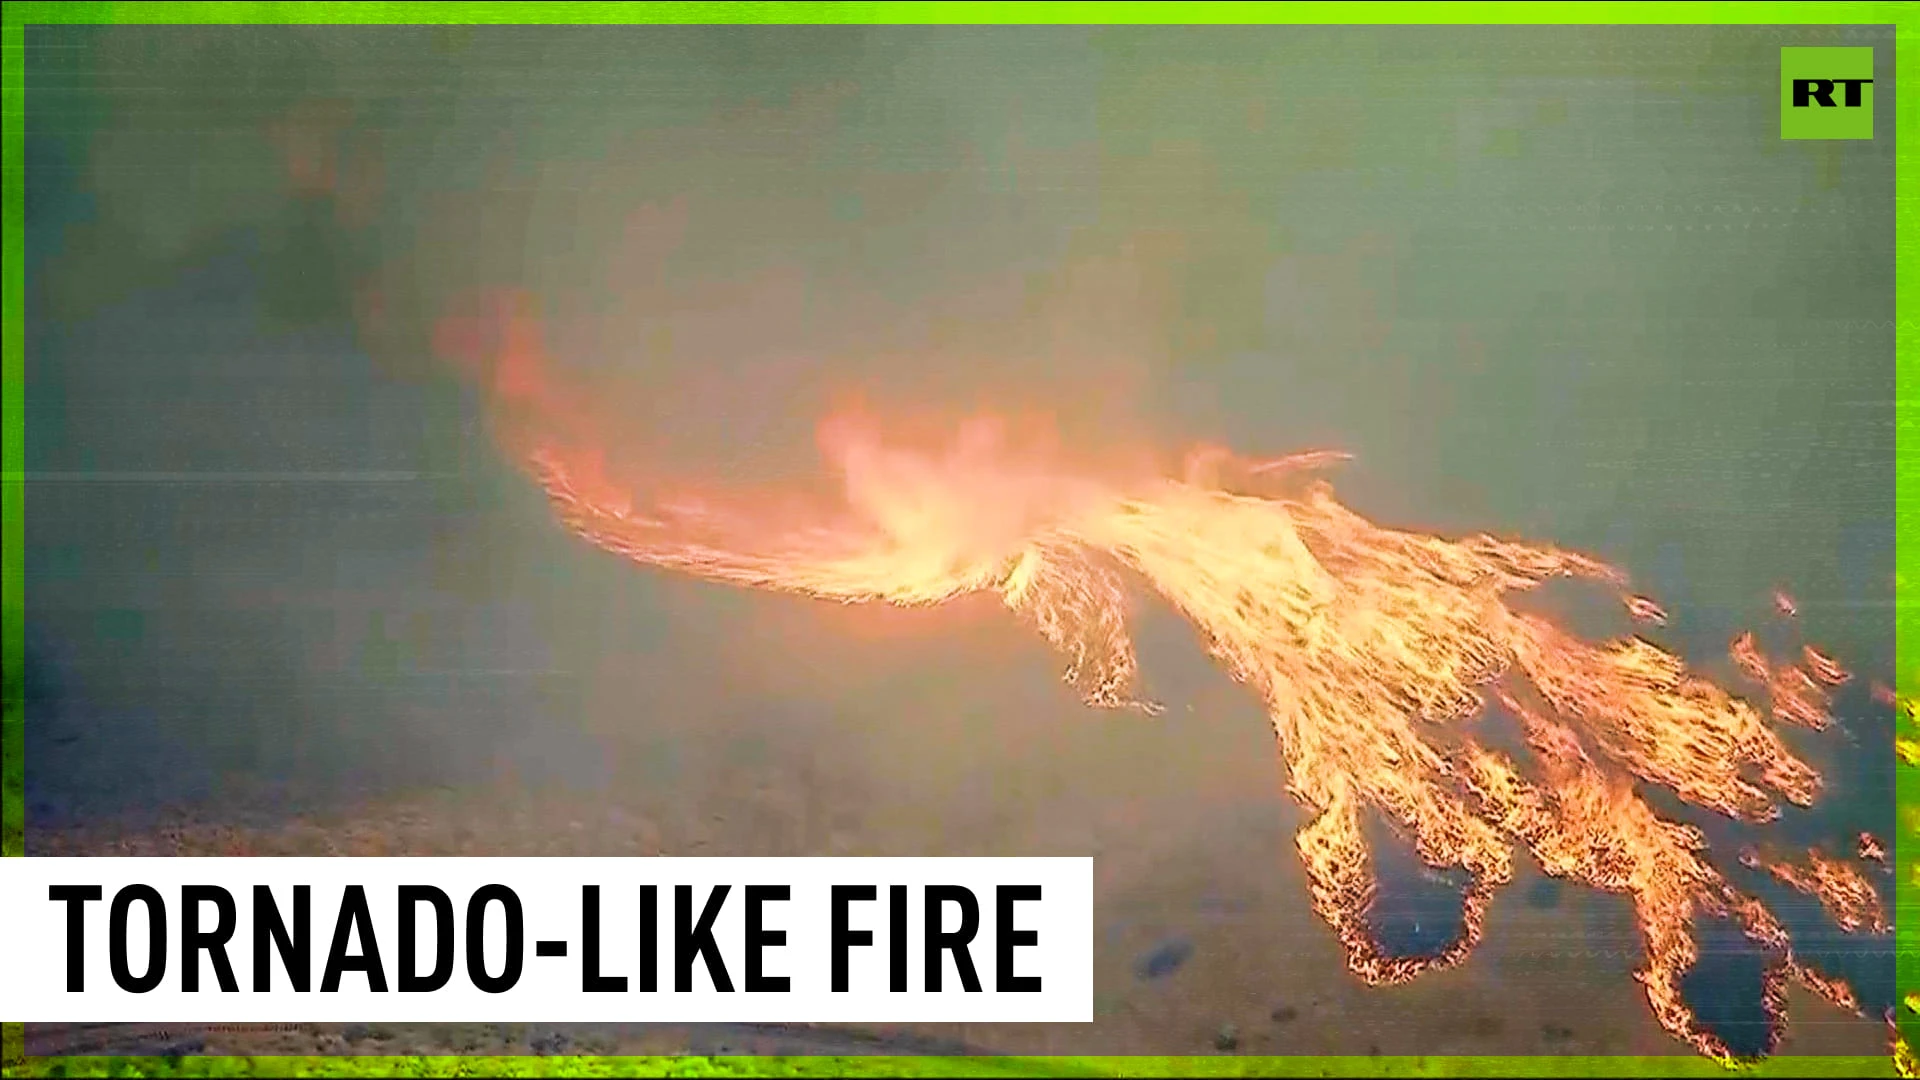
[24,27,1895,1058]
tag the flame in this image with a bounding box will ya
[1860,832,1888,866]
[1805,646,1850,687]
[444,295,1885,1062]
[1728,632,1840,733]
[1624,595,1668,626]
[1774,590,1799,619]
[1756,848,1889,934]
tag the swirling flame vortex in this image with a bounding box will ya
[445,293,1887,1062]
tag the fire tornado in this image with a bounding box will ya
[439,289,1887,1063]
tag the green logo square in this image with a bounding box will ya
[1781,47,1874,140]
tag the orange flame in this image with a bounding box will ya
[1758,848,1889,935]
[1729,633,1840,732]
[1859,832,1888,866]
[1731,631,1770,685]
[1625,595,1668,626]
[443,295,1883,1062]
[1805,646,1851,687]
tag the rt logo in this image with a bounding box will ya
[1781,47,1874,140]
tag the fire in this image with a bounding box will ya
[1755,848,1888,934]
[1624,595,1668,626]
[1859,832,1887,866]
[446,296,1884,1062]
[1774,590,1799,618]
[1727,633,1839,732]
[1805,646,1850,687]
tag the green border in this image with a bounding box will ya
[0,1054,1900,1078]
[0,2,1909,1077]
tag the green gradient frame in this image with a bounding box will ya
[0,2,1910,1077]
